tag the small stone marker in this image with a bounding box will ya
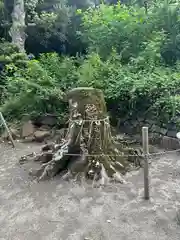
[176,132,180,140]
[21,120,35,138]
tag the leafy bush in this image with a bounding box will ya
[39,53,79,91]
[0,40,29,104]
[1,53,78,122]
[0,40,28,66]
[80,3,164,64]
[78,52,180,127]
[1,2,180,130]
[80,2,180,65]
[2,49,180,128]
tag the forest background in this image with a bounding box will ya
[0,0,180,131]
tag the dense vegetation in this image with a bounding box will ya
[0,0,180,129]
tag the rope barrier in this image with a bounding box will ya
[54,148,180,158]
[59,153,138,157]
[68,116,109,123]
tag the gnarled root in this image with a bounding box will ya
[19,87,142,185]
[21,143,130,185]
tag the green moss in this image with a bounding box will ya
[67,87,107,118]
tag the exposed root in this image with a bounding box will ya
[19,88,142,184]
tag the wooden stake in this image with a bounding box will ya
[0,112,15,148]
[142,126,149,200]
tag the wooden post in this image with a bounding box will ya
[0,112,15,148]
[142,126,149,200]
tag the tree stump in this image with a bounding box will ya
[20,88,134,184]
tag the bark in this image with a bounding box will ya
[20,88,140,184]
[9,0,26,52]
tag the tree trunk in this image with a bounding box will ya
[20,88,138,184]
[9,0,26,52]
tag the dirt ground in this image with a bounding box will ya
[1,142,180,240]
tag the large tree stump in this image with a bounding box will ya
[20,88,136,184]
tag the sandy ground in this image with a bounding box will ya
[1,142,180,240]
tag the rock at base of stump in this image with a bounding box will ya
[34,130,51,142]
[19,87,136,183]
[21,121,35,138]
[160,136,180,150]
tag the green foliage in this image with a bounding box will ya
[39,53,79,90]
[80,2,180,64]
[1,49,180,128]
[1,0,180,131]
[80,4,160,62]
[0,40,28,105]
[1,53,78,121]
[147,1,180,65]
[77,52,180,126]
[26,1,72,53]
[0,40,28,66]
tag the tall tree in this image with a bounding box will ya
[9,0,26,52]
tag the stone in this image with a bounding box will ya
[160,136,180,150]
[21,121,35,138]
[39,125,51,130]
[167,121,177,131]
[22,135,35,142]
[34,130,50,142]
[176,132,180,139]
[166,129,177,138]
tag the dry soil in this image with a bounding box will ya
[0,142,180,240]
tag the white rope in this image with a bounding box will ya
[68,116,109,123]
[57,148,180,158]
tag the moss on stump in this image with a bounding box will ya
[20,88,139,185]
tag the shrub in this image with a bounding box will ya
[78,52,180,127]
[1,53,78,122]
[80,3,165,64]
[80,2,180,65]
[1,51,180,129]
